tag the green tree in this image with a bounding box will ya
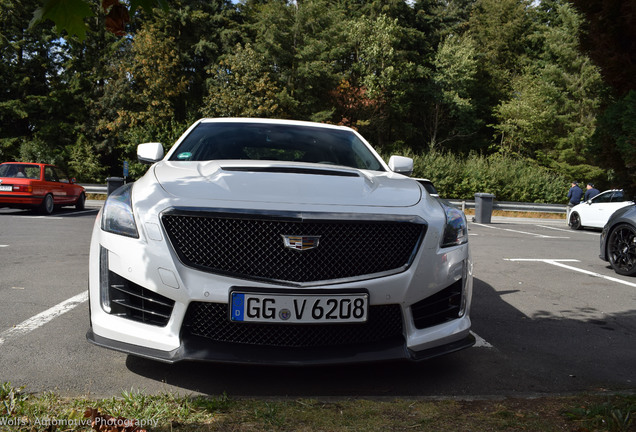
[467,0,533,140]
[148,0,241,120]
[94,19,190,178]
[468,0,532,96]
[568,0,636,192]
[567,0,635,97]
[342,14,421,147]
[591,91,636,192]
[239,0,348,121]
[203,43,286,118]
[0,0,75,166]
[31,0,168,40]
[65,28,123,179]
[493,1,605,181]
[425,34,481,152]
[288,0,350,122]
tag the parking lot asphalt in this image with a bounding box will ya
[0,207,634,398]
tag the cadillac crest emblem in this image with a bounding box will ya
[281,235,321,251]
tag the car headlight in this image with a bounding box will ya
[441,202,468,247]
[101,183,139,238]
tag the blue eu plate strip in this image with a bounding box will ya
[231,293,245,321]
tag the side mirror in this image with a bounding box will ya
[388,155,414,176]
[70,178,77,184]
[137,142,165,164]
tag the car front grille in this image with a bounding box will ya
[106,271,175,327]
[410,279,463,329]
[161,210,426,284]
[182,302,404,348]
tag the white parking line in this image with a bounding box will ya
[536,224,598,235]
[505,258,636,288]
[473,222,569,239]
[471,331,493,348]
[0,245,8,248]
[8,209,97,219]
[0,291,88,346]
[16,215,63,220]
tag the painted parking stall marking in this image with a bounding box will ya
[536,224,598,236]
[0,291,88,346]
[472,222,569,239]
[471,331,493,348]
[505,258,636,288]
[15,215,64,220]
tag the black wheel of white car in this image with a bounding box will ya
[607,223,636,276]
[569,212,582,230]
[40,194,54,215]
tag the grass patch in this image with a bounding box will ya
[1,382,634,431]
[463,209,567,219]
[85,193,106,201]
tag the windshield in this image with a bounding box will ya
[169,122,385,171]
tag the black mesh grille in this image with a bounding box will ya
[161,212,425,283]
[410,279,463,329]
[182,302,404,348]
[107,271,175,327]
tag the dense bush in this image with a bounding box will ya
[382,148,569,203]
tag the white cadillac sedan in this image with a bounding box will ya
[87,118,474,364]
[568,189,634,230]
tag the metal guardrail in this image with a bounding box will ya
[82,184,109,194]
[82,184,567,214]
[449,200,567,214]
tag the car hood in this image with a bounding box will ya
[150,161,422,207]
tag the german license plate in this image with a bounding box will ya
[0,185,12,192]
[230,291,368,324]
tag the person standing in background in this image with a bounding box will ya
[567,181,583,219]
[584,183,600,201]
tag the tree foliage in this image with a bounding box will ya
[427,34,480,151]
[1,0,632,196]
[204,43,286,118]
[493,1,605,183]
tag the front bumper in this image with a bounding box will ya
[89,201,474,365]
[87,328,475,365]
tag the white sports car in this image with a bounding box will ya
[87,118,474,364]
[568,189,634,230]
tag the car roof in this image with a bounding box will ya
[197,117,354,132]
[1,162,50,167]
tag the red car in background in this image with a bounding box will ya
[0,162,86,214]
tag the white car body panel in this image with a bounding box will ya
[87,118,474,364]
[153,161,422,207]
